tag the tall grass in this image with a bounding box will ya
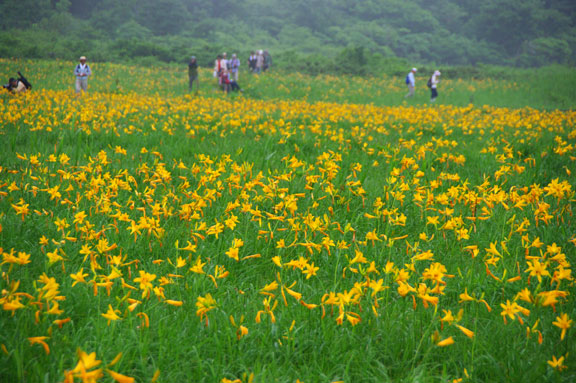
[0,59,575,383]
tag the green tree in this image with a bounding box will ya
[135,0,190,35]
[0,0,52,30]
[69,0,105,19]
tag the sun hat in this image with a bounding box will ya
[79,56,86,61]
[412,68,417,72]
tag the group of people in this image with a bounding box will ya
[212,53,243,94]
[247,50,272,74]
[405,68,442,102]
[5,56,444,104]
[3,56,90,96]
[187,50,273,94]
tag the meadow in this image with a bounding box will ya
[0,59,575,383]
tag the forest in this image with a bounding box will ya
[0,0,575,74]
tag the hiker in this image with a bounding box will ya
[188,56,199,92]
[229,54,240,82]
[248,51,257,73]
[221,69,243,94]
[221,52,229,72]
[263,50,272,72]
[429,70,441,102]
[255,50,264,74]
[214,54,224,87]
[3,74,28,93]
[405,68,417,98]
[74,56,92,94]
[3,78,18,92]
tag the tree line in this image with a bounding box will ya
[1,0,574,74]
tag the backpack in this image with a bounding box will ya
[405,74,410,85]
[17,72,32,90]
[426,77,432,88]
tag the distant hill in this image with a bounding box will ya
[1,0,574,70]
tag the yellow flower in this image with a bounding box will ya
[226,246,239,261]
[237,325,248,340]
[552,313,572,341]
[303,262,319,279]
[101,304,121,325]
[133,270,156,298]
[189,257,206,274]
[547,355,567,371]
[73,211,88,225]
[46,249,64,264]
[107,369,135,383]
[255,296,277,324]
[260,281,279,294]
[196,293,217,323]
[11,199,30,221]
[455,324,474,338]
[70,268,89,286]
[70,348,103,375]
[3,296,26,313]
[437,336,455,347]
[28,336,50,354]
[365,229,381,245]
[500,300,529,324]
[459,289,475,303]
[525,259,550,283]
[53,217,69,231]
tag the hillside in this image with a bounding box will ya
[1,0,575,71]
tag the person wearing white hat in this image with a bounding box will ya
[430,70,441,102]
[405,67,417,98]
[74,56,92,94]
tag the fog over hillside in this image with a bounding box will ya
[1,0,574,68]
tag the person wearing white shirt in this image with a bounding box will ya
[430,70,441,102]
[405,67,417,98]
[221,52,229,71]
[74,56,92,94]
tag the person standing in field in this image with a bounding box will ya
[263,50,272,72]
[429,70,441,102]
[229,53,240,82]
[74,56,91,94]
[214,54,224,87]
[405,68,417,98]
[255,50,264,74]
[248,51,257,73]
[221,52,229,72]
[188,56,199,93]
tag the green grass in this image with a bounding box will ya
[2,59,576,109]
[0,59,575,383]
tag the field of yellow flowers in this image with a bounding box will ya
[1,60,575,382]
